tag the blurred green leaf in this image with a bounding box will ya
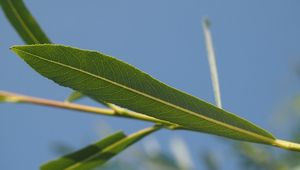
[144,154,180,170]
[11,44,278,145]
[0,0,51,44]
[41,126,160,170]
[202,151,219,170]
[232,143,289,170]
[65,91,84,103]
[51,142,76,156]
[234,143,272,170]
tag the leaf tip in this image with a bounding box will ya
[202,17,211,28]
[9,46,16,51]
[10,45,22,52]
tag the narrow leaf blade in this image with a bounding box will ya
[41,126,160,170]
[0,0,51,44]
[70,125,160,170]
[41,131,126,170]
[11,44,275,144]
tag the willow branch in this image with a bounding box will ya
[0,91,181,129]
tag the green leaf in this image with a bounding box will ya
[41,126,160,170]
[41,131,125,170]
[11,44,275,144]
[0,0,51,44]
[65,91,84,103]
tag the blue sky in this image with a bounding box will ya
[1,0,300,169]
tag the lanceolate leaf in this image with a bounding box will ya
[11,44,276,144]
[41,126,160,170]
[41,132,125,170]
[0,0,51,44]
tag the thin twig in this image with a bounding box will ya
[0,91,180,129]
[2,91,300,151]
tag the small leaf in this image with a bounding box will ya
[65,91,84,103]
[0,0,51,44]
[41,126,160,170]
[11,44,276,145]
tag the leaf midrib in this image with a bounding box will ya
[14,47,275,144]
[7,0,39,43]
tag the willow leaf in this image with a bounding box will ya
[41,131,125,170]
[41,126,160,170]
[0,0,51,44]
[11,44,300,149]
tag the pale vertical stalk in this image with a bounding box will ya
[170,137,194,170]
[202,18,222,108]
